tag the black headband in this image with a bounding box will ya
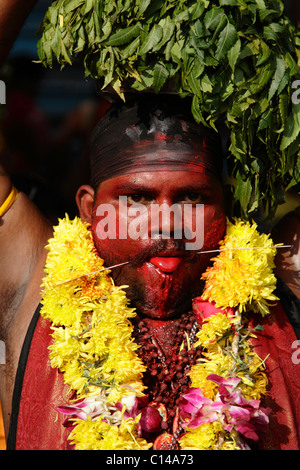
[90,95,224,188]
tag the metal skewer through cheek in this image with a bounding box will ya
[197,244,292,255]
[52,245,292,288]
[53,261,130,287]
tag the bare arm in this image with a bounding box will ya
[0,166,53,337]
[0,0,38,66]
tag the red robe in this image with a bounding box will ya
[250,301,300,449]
[8,301,300,450]
[9,312,69,450]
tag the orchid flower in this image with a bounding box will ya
[58,394,123,429]
[179,374,270,444]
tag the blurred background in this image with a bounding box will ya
[0,0,299,451]
[0,0,111,224]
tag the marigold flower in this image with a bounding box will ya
[201,219,278,315]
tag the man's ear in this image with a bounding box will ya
[76,185,95,224]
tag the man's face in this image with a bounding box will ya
[88,169,226,320]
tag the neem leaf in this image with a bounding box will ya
[153,16,175,51]
[219,0,240,5]
[59,37,72,65]
[234,173,253,214]
[153,62,169,92]
[139,24,163,55]
[215,22,238,61]
[36,0,300,218]
[83,0,94,15]
[63,0,85,14]
[190,0,209,20]
[199,74,213,93]
[191,95,207,126]
[139,0,152,17]
[121,36,140,59]
[204,6,224,30]
[227,38,241,71]
[268,57,286,100]
[106,23,142,47]
[280,102,300,150]
[255,0,266,11]
[186,68,202,98]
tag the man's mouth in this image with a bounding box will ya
[128,239,196,271]
[149,256,183,273]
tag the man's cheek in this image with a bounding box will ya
[92,204,118,240]
[183,204,204,251]
[203,208,226,249]
[181,205,225,251]
[91,214,136,265]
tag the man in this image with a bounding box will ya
[0,94,226,444]
[0,92,300,450]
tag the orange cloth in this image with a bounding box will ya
[0,404,6,450]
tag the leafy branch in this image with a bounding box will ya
[36,0,300,218]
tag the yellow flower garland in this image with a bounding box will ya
[201,219,278,315]
[40,216,278,450]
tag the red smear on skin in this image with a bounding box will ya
[156,133,168,141]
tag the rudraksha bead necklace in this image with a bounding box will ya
[133,312,200,437]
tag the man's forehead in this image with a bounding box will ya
[90,96,224,189]
[95,169,217,195]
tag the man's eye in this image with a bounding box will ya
[183,193,204,203]
[127,194,152,204]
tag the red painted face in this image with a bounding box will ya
[90,170,226,320]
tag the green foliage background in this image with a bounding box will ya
[37,0,300,219]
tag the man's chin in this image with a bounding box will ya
[132,300,192,321]
[122,262,198,320]
[95,248,205,319]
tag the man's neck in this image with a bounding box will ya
[133,312,195,357]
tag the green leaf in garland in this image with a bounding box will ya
[204,7,225,30]
[36,0,300,219]
[228,38,241,71]
[153,62,169,92]
[191,95,207,127]
[139,24,163,55]
[186,68,202,98]
[139,0,152,17]
[153,16,175,52]
[234,173,253,215]
[215,22,238,62]
[106,23,142,47]
[280,102,300,151]
[59,37,72,65]
[120,36,140,60]
[268,57,286,101]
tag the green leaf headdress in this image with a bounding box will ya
[36,0,300,219]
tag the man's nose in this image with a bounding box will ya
[148,202,184,240]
